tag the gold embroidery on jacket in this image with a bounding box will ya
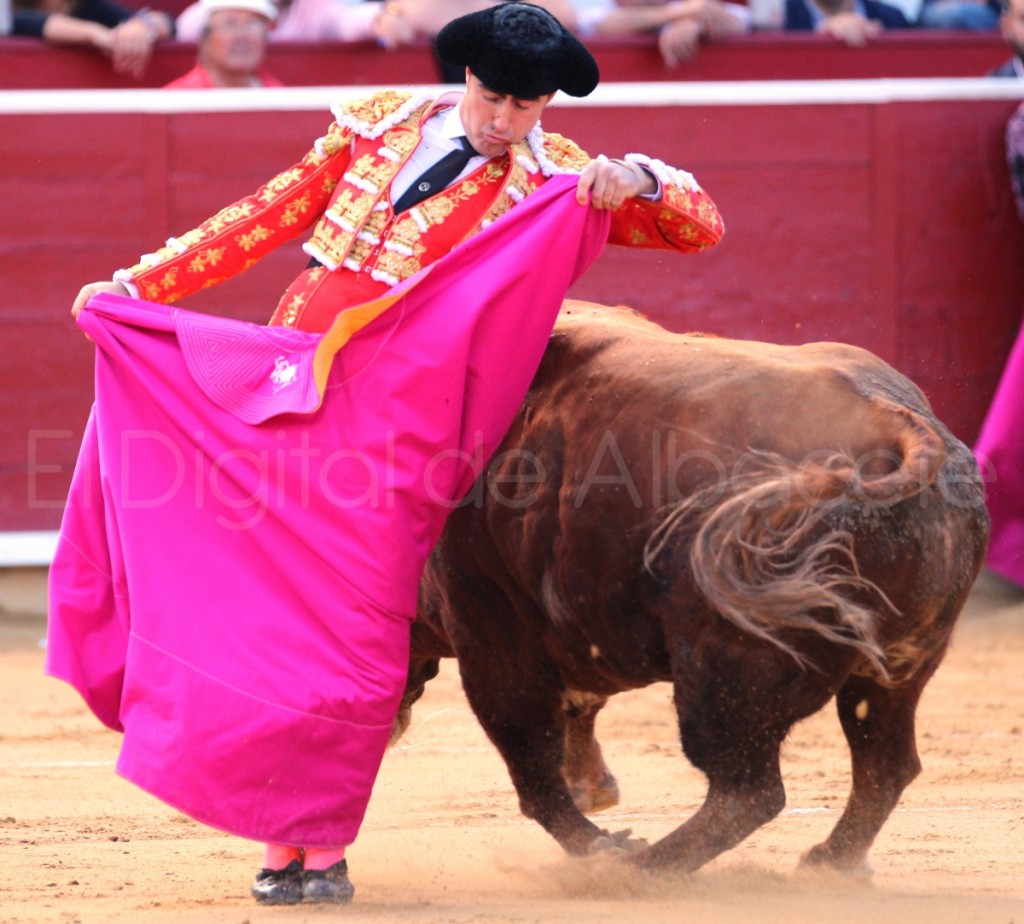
[414,194,458,225]
[155,268,179,292]
[237,225,273,251]
[481,150,538,225]
[309,221,353,264]
[314,112,422,269]
[320,175,339,198]
[344,90,414,130]
[344,152,400,194]
[362,207,389,239]
[697,199,723,231]
[259,168,305,202]
[188,248,226,273]
[348,237,374,264]
[328,189,377,231]
[382,128,418,159]
[320,122,350,157]
[214,203,257,226]
[386,215,425,257]
[541,133,591,172]
[375,248,420,281]
[281,291,307,328]
[280,193,313,228]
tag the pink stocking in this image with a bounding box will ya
[263,843,303,869]
[303,846,346,871]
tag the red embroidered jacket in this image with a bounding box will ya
[117,89,725,332]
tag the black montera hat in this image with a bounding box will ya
[435,2,600,99]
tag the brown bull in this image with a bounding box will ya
[396,301,989,874]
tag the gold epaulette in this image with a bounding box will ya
[331,90,432,141]
[539,132,591,174]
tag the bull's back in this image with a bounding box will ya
[550,302,938,466]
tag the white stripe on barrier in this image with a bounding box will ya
[0,531,59,567]
[0,78,1023,115]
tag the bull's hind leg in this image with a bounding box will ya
[801,672,928,872]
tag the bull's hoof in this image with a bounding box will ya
[570,776,620,815]
[588,828,650,857]
[799,845,875,879]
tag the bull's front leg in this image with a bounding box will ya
[562,695,620,814]
[633,749,787,871]
[457,651,609,855]
[631,646,799,872]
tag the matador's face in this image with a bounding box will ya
[458,71,554,159]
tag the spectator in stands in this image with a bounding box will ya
[917,0,999,29]
[991,0,1024,75]
[374,0,577,81]
[165,0,283,87]
[995,0,1024,210]
[783,0,909,46]
[177,0,577,46]
[1006,104,1024,218]
[176,0,383,41]
[9,0,174,78]
[373,0,575,48]
[568,0,750,69]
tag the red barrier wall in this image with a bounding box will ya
[0,32,1010,90]
[2,86,1023,531]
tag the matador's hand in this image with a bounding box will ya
[577,157,656,210]
[71,281,129,325]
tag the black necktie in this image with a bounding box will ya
[393,136,477,214]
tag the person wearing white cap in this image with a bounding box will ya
[176,0,385,42]
[164,0,283,87]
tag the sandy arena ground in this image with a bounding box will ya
[2,568,1022,924]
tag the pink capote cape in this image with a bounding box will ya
[975,317,1024,588]
[46,177,611,847]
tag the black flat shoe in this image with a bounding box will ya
[302,859,355,904]
[251,858,303,905]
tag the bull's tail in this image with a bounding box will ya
[642,401,948,678]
